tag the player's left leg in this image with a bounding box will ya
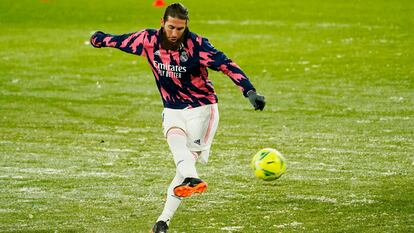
[154,171,184,229]
[186,103,219,165]
[155,107,205,217]
[153,109,195,230]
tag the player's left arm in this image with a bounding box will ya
[199,38,265,111]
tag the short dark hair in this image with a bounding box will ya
[163,3,189,22]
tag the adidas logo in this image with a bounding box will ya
[193,139,201,145]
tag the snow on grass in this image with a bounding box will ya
[199,20,383,30]
[0,208,17,213]
[287,194,378,206]
[274,221,303,229]
[76,171,128,178]
[18,187,45,193]
[220,226,244,231]
[20,167,65,175]
[287,194,338,203]
[1,0,412,232]
[101,148,137,153]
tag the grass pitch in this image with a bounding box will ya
[0,0,413,232]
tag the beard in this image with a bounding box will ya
[160,27,188,51]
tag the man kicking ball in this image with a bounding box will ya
[90,3,265,232]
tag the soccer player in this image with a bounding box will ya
[90,3,265,232]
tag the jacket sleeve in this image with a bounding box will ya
[90,30,147,56]
[199,38,255,97]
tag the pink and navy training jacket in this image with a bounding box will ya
[90,28,256,109]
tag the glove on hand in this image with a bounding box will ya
[90,31,104,48]
[247,90,266,111]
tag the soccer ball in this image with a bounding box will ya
[251,148,287,181]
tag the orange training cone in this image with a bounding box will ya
[153,0,166,7]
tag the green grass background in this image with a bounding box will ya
[0,0,413,232]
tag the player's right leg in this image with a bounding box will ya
[162,108,208,198]
[173,177,207,197]
[166,127,207,197]
[166,127,199,178]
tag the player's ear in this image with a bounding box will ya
[160,18,164,27]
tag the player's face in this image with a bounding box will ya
[161,16,187,43]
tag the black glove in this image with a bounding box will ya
[247,90,266,111]
[90,31,104,48]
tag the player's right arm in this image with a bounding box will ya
[90,30,147,56]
